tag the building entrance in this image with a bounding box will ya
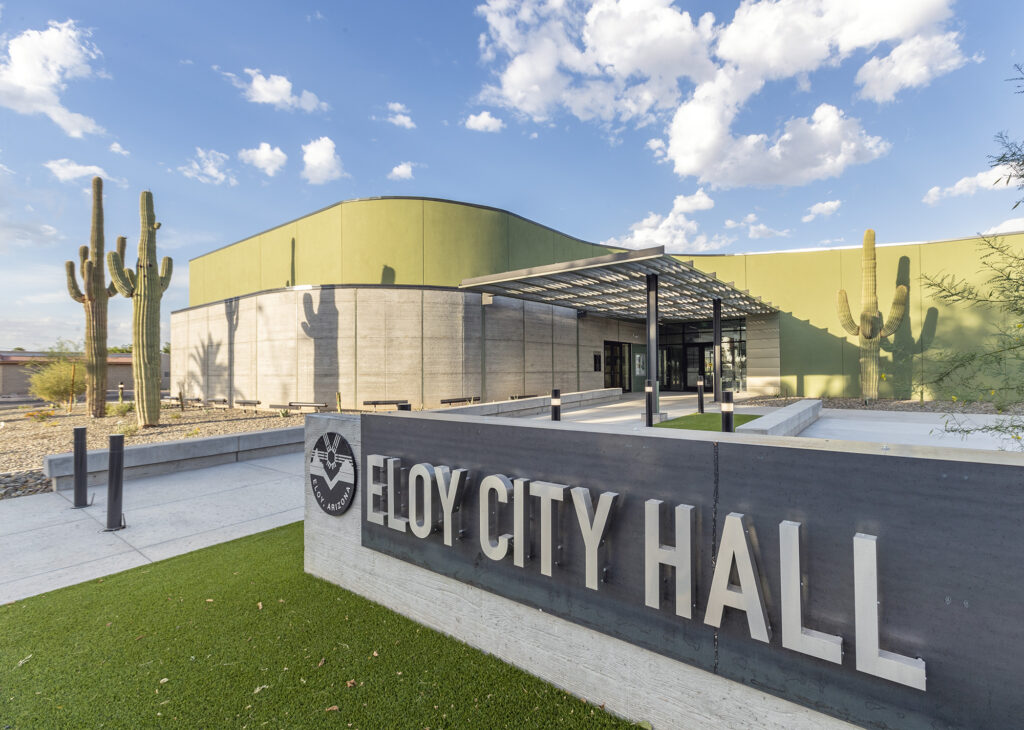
[658,318,747,393]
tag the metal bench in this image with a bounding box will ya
[509,394,538,400]
[236,399,261,413]
[362,399,409,411]
[288,401,328,412]
[440,396,481,406]
[206,398,229,408]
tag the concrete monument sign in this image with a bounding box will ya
[305,412,1024,728]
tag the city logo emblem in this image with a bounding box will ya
[310,432,357,515]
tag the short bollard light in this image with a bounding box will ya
[721,390,734,433]
[645,380,654,427]
[72,426,89,508]
[551,388,561,421]
[105,434,126,531]
[118,382,124,403]
[697,375,705,414]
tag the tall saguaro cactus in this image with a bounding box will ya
[836,229,908,402]
[65,177,126,418]
[108,191,173,426]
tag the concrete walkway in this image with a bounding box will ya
[0,451,303,604]
[522,392,1022,451]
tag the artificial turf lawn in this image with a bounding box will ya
[654,413,761,431]
[0,522,633,729]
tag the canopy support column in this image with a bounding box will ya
[646,274,660,421]
[713,297,722,403]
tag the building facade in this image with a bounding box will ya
[172,196,1024,407]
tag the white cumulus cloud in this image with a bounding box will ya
[387,161,416,181]
[238,142,287,177]
[603,189,728,252]
[476,0,968,188]
[301,136,346,184]
[44,158,107,182]
[109,142,129,156]
[0,19,104,137]
[178,148,237,186]
[984,218,1024,235]
[464,110,505,132]
[220,67,327,112]
[856,32,974,103]
[386,102,416,129]
[923,165,1014,205]
[802,199,842,223]
[725,212,789,239]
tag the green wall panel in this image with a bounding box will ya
[508,215,553,270]
[295,203,342,286]
[424,200,508,286]
[341,199,424,285]
[258,223,297,292]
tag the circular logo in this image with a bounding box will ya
[309,431,357,515]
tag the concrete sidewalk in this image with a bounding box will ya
[0,451,303,604]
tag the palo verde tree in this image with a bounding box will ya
[922,65,1024,442]
[64,177,126,418]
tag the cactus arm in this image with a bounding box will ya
[880,284,909,337]
[66,260,86,303]
[159,256,173,293]
[108,236,126,296]
[836,290,860,335]
[82,259,95,300]
[107,250,136,297]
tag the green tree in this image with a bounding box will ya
[922,65,1024,444]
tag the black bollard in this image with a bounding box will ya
[105,434,126,531]
[551,388,561,421]
[72,426,88,508]
[645,380,654,427]
[118,382,124,403]
[697,375,705,414]
[721,391,734,433]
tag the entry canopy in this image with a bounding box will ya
[460,246,776,321]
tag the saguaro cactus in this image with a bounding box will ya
[836,229,908,402]
[65,177,126,418]
[108,191,173,426]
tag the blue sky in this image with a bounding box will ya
[0,0,1021,349]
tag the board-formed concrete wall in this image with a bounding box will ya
[170,285,664,409]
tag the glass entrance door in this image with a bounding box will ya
[603,341,632,392]
[684,344,716,391]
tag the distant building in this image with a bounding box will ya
[0,352,170,397]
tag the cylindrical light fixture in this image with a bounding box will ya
[105,434,126,531]
[645,379,654,427]
[697,375,705,414]
[551,388,561,421]
[721,390,734,433]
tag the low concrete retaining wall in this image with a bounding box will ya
[438,387,622,417]
[737,398,821,436]
[43,426,304,490]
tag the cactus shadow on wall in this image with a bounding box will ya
[880,256,939,399]
[189,334,224,402]
[223,298,239,403]
[301,289,340,405]
[380,265,395,285]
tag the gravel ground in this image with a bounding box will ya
[0,402,308,501]
[737,394,1024,415]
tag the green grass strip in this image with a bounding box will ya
[655,412,761,431]
[0,523,633,729]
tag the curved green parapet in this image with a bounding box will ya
[188,197,623,307]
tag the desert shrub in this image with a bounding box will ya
[28,360,86,406]
[116,424,138,437]
[106,401,135,417]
